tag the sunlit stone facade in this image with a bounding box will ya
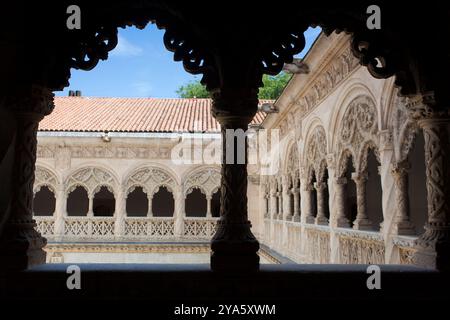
[33,32,427,265]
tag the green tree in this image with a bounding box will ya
[258,73,292,100]
[176,72,291,99]
[176,80,210,98]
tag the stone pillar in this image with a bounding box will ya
[276,190,282,220]
[174,191,185,238]
[303,183,315,224]
[283,176,292,220]
[87,196,94,217]
[263,193,269,219]
[391,161,415,235]
[54,184,67,240]
[314,182,329,225]
[334,177,350,228]
[114,190,126,238]
[270,190,277,220]
[206,195,212,218]
[352,172,373,230]
[413,113,450,270]
[147,195,153,217]
[210,89,259,272]
[292,188,301,222]
[0,86,54,270]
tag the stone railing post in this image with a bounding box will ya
[210,88,259,272]
[0,86,54,270]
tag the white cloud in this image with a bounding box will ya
[132,81,152,97]
[111,36,143,57]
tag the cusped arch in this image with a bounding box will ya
[303,124,327,182]
[34,165,59,194]
[329,81,378,149]
[183,166,221,197]
[125,165,178,197]
[283,139,300,176]
[335,94,379,173]
[65,165,119,197]
[336,148,356,178]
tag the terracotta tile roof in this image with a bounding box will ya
[39,97,270,133]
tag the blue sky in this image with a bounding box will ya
[58,26,321,98]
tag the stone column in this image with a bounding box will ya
[270,190,277,220]
[334,177,350,228]
[206,195,212,218]
[174,191,185,238]
[263,193,269,219]
[352,172,373,230]
[147,195,153,217]
[114,190,126,238]
[391,161,415,235]
[292,188,301,222]
[315,182,329,225]
[303,183,315,224]
[210,89,259,272]
[283,176,292,220]
[54,184,67,240]
[276,190,282,220]
[87,196,94,217]
[0,86,54,270]
[413,112,450,270]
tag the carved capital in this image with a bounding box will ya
[3,85,54,118]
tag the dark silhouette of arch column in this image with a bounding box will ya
[0,86,53,270]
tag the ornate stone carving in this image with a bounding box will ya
[413,115,450,270]
[184,167,221,197]
[0,86,54,270]
[391,160,415,235]
[126,166,176,196]
[67,167,117,196]
[34,166,58,193]
[289,46,359,120]
[305,125,327,182]
[336,95,378,175]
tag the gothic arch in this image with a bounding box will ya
[124,165,178,198]
[183,166,221,198]
[303,124,327,183]
[336,149,356,178]
[335,94,379,174]
[34,165,59,194]
[283,139,300,177]
[65,165,119,197]
[380,78,397,131]
[329,81,378,149]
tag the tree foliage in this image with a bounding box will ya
[176,80,210,98]
[176,72,291,100]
